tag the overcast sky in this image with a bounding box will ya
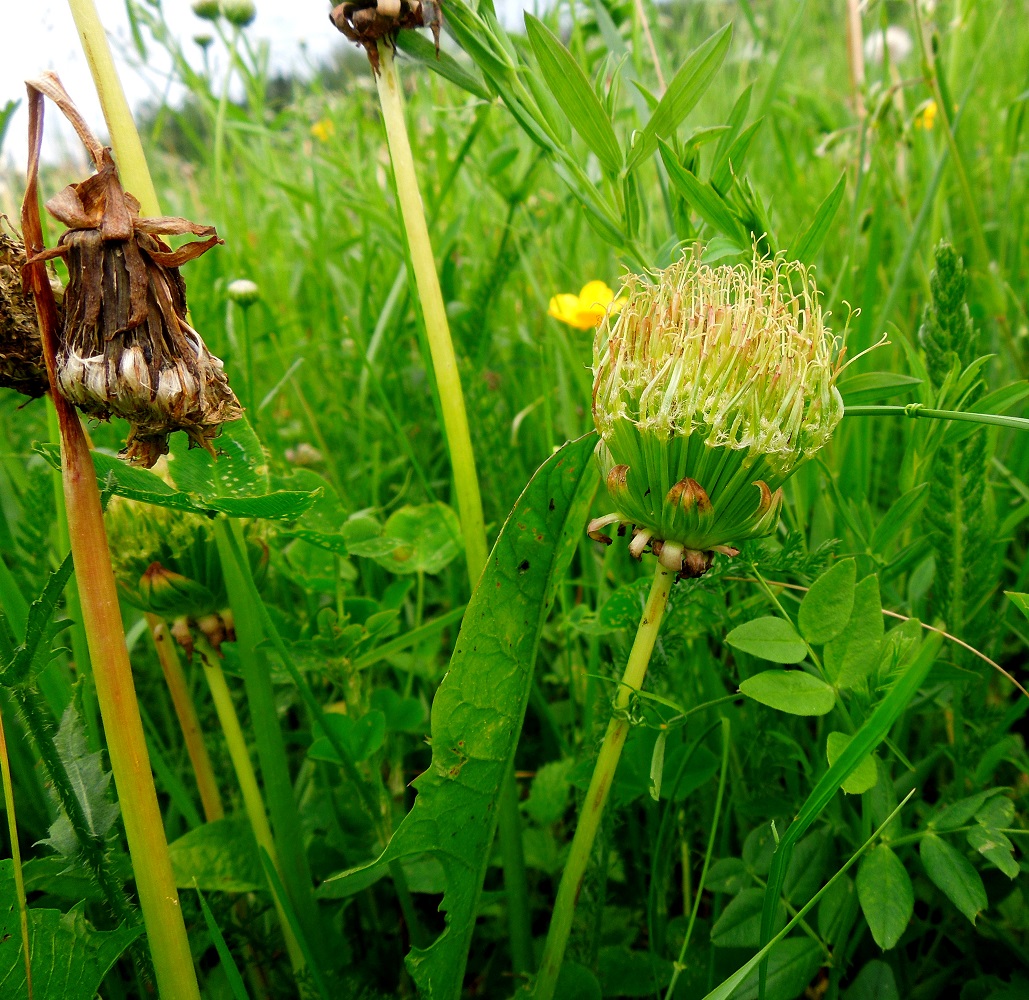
[1,0,472,172]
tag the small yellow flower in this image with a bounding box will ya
[914,100,937,131]
[548,281,626,330]
[310,118,335,143]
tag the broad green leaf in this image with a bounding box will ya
[169,816,264,892]
[844,960,899,1000]
[660,140,750,245]
[726,937,822,1000]
[856,845,912,949]
[626,24,732,169]
[556,962,602,1000]
[726,617,807,664]
[839,371,923,407]
[817,875,858,946]
[824,575,884,689]
[395,30,491,100]
[757,633,942,977]
[323,434,598,999]
[871,484,929,552]
[596,946,673,997]
[739,670,835,716]
[783,831,830,904]
[706,858,750,894]
[799,558,856,645]
[966,826,1019,879]
[0,860,141,1000]
[789,171,846,264]
[310,711,386,764]
[826,732,878,794]
[931,789,1004,831]
[370,503,463,575]
[712,889,784,948]
[920,834,988,923]
[524,15,622,173]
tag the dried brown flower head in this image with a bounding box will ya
[0,219,50,398]
[25,73,242,467]
[329,0,439,71]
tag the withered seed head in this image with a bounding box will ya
[0,219,50,398]
[41,148,242,466]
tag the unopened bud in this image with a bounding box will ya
[192,0,221,21]
[221,0,256,28]
[227,278,260,307]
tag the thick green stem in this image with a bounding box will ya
[535,562,675,1000]
[373,42,488,584]
[146,615,224,825]
[192,633,305,973]
[214,518,325,969]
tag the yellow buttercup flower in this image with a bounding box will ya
[311,118,336,142]
[548,280,626,330]
[914,100,937,131]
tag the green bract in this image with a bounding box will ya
[590,250,846,575]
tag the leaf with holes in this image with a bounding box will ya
[322,433,598,1000]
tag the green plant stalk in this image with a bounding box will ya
[845,404,1029,432]
[373,38,533,967]
[192,632,305,974]
[146,615,224,824]
[23,198,199,1000]
[214,518,325,967]
[0,708,33,997]
[535,561,675,1000]
[373,41,488,584]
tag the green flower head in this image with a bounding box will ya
[590,250,846,576]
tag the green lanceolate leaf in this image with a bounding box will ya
[739,670,835,716]
[920,835,988,924]
[626,24,732,170]
[659,140,750,246]
[788,171,846,264]
[798,558,856,645]
[0,859,141,1000]
[395,31,492,101]
[524,15,622,174]
[726,616,807,664]
[323,433,598,1000]
[838,372,923,407]
[1007,591,1029,622]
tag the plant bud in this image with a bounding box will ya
[220,0,256,28]
[192,0,222,21]
[226,278,260,307]
[589,250,847,576]
[41,148,242,466]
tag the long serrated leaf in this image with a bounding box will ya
[755,631,942,998]
[789,171,846,264]
[2,556,73,686]
[524,15,622,173]
[659,140,750,245]
[626,24,731,170]
[323,434,598,1000]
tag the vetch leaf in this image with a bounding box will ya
[726,617,807,664]
[856,845,912,949]
[799,558,856,645]
[725,937,822,1000]
[626,24,732,169]
[524,15,622,173]
[824,575,883,689]
[712,889,784,949]
[966,826,1019,879]
[739,671,835,716]
[817,875,858,946]
[920,834,988,924]
[844,960,899,1000]
[826,732,878,794]
[322,434,598,999]
[169,816,264,893]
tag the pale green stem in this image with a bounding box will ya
[535,562,676,999]
[373,41,489,584]
[193,633,306,974]
[0,709,33,998]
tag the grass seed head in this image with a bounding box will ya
[590,249,846,573]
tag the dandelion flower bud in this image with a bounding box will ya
[589,250,846,576]
[192,0,222,21]
[220,0,256,28]
[227,278,260,307]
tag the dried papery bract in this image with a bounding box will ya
[25,72,241,466]
[589,250,849,576]
[0,220,50,398]
[329,0,439,71]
